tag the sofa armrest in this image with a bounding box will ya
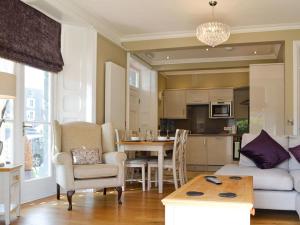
[52,152,73,165]
[103,152,127,165]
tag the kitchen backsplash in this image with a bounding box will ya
[160,104,235,135]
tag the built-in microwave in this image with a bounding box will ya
[210,101,232,118]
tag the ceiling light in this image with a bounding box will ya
[206,48,209,51]
[166,56,170,60]
[224,46,233,51]
[196,1,230,47]
[253,51,257,55]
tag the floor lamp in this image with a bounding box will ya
[0,72,16,167]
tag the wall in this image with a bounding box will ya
[96,34,127,125]
[164,72,249,89]
[122,29,300,134]
[158,75,167,122]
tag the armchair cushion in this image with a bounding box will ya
[71,147,102,165]
[73,164,118,179]
[53,152,73,165]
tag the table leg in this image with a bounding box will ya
[158,149,163,193]
[4,174,10,225]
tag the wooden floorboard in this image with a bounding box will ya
[4,184,299,225]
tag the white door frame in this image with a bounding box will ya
[293,41,300,135]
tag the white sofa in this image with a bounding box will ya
[215,134,300,218]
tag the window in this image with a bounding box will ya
[129,68,140,88]
[24,65,52,180]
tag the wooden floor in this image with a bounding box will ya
[5,184,299,225]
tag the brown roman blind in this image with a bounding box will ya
[0,0,64,73]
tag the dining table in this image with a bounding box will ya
[118,140,174,193]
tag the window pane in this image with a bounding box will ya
[129,68,139,88]
[24,66,51,123]
[24,123,51,179]
[0,121,13,163]
[0,58,14,73]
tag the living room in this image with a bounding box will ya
[0,0,300,225]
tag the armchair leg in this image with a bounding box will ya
[57,184,60,200]
[67,190,75,211]
[103,188,107,195]
[115,187,122,205]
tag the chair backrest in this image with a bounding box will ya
[52,120,102,154]
[115,129,124,151]
[172,129,184,166]
[101,122,116,153]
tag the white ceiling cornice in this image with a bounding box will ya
[142,54,277,66]
[161,68,249,76]
[120,22,300,42]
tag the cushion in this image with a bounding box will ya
[71,148,101,165]
[290,170,300,192]
[240,133,289,169]
[240,130,290,169]
[289,145,300,163]
[73,164,118,179]
[288,136,300,170]
[216,164,294,191]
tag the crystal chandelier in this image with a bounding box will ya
[196,1,230,47]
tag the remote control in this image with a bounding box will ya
[205,176,222,185]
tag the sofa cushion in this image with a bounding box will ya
[73,164,118,179]
[240,132,290,169]
[288,136,300,170]
[289,145,300,163]
[290,170,300,192]
[216,164,294,191]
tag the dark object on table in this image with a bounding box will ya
[186,191,204,196]
[229,176,242,180]
[205,176,222,185]
[218,192,237,198]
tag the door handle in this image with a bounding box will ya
[22,122,33,136]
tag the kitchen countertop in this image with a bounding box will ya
[188,133,236,137]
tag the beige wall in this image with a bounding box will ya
[164,72,249,89]
[96,34,127,125]
[122,29,300,134]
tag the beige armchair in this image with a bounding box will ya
[52,120,126,210]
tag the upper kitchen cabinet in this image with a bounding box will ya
[186,90,209,105]
[249,63,284,135]
[209,89,233,102]
[163,90,187,119]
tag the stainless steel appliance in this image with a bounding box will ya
[210,101,232,118]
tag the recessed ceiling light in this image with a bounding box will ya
[166,56,170,60]
[253,51,257,55]
[224,46,233,51]
[206,48,209,51]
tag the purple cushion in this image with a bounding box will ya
[289,145,300,163]
[240,130,290,169]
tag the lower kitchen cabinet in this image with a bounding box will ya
[186,135,233,171]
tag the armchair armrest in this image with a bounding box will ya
[52,152,73,165]
[103,152,127,165]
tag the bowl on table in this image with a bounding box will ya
[157,136,168,141]
[130,136,140,141]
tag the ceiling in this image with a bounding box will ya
[135,43,283,67]
[67,0,300,42]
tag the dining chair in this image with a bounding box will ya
[147,129,184,191]
[179,130,189,186]
[115,129,147,191]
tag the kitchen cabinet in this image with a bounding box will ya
[186,90,209,105]
[163,90,186,119]
[206,136,233,165]
[186,136,207,165]
[186,135,233,169]
[209,89,233,102]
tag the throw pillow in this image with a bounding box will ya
[289,145,300,163]
[71,147,101,165]
[240,130,290,169]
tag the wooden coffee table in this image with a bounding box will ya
[162,175,254,225]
